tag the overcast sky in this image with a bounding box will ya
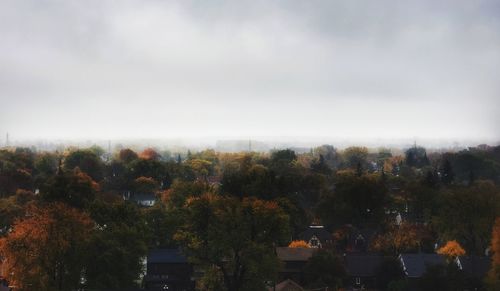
[1,0,499,142]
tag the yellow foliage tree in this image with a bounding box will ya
[289,240,310,248]
[437,240,466,258]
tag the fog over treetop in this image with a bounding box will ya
[0,0,499,140]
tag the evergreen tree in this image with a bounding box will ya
[441,159,454,185]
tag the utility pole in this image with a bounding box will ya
[5,132,9,147]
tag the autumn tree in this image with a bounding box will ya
[371,223,422,254]
[64,149,104,181]
[118,148,138,163]
[437,240,466,259]
[133,176,159,193]
[139,148,161,161]
[41,167,98,208]
[433,181,500,254]
[175,194,290,291]
[289,240,309,248]
[486,217,500,290]
[0,203,93,291]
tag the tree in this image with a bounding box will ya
[64,149,104,181]
[175,194,289,291]
[405,146,429,168]
[133,176,159,193]
[486,217,500,290]
[41,167,98,208]
[437,240,466,259]
[376,257,405,290]
[441,158,454,185]
[318,171,387,227]
[118,148,138,163]
[371,223,422,254]
[0,203,93,291]
[289,240,309,248]
[342,146,368,170]
[84,200,149,289]
[433,181,500,254]
[139,148,161,161]
[303,250,346,289]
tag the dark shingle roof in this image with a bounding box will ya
[400,253,446,278]
[459,256,491,278]
[276,247,317,261]
[345,253,384,277]
[298,226,331,242]
[147,249,188,264]
[130,192,156,201]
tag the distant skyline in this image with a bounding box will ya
[1,0,499,141]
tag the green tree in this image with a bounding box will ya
[303,250,346,289]
[84,200,149,289]
[175,194,290,291]
[64,149,104,181]
[433,181,500,255]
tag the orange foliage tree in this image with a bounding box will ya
[139,148,160,160]
[289,240,310,248]
[0,203,93,291]
[487,218,500,289]
[371,223,421,254]
[437,240,466,258]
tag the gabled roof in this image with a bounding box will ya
[298,226,331,242]
[458,256,491,278]
[269,279,304,291]
[276,247,317,262]
[345,253,384,277]
[130,192,156,201]
[399,253,446,278]
[147,249,188,264]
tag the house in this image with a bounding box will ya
[269,279,304,291]
[348,228,377,252]
[276,247,317,285]
[144,249,194,291]
[298,225,332,248]
[123,191,156,207]
[399,253,446,279]
[457,256,491,289]
[344,253,384,289]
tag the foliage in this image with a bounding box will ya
[303,250,346,289]
[288,240,309,248]
[437,240,466,258]
[175,193,289,291]
[0,203,93,291]
[432,181,500,254]
[64,149,104,181]
[486,217,500,290]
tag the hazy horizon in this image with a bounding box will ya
[1,0,500,141]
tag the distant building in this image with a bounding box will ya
[298,225,332,248]
[144,249,194,291]
[123,191,156,207]
[276,247,317,285]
